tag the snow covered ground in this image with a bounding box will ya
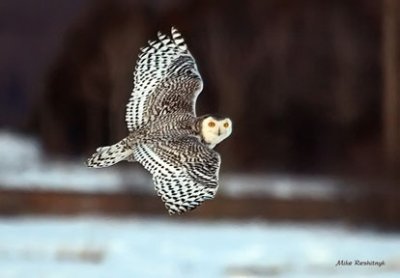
[0,132,399,277]
[1,131,398,277]
[0,217,399,278]
[0,131,346,199]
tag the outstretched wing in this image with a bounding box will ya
[134,136,221,214]
[126,27,203,132]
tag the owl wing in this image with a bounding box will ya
[134,136,221,214]
[126,27,203,132]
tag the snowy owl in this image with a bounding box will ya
[86,27,232,214]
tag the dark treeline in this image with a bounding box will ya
[32,0,389,176]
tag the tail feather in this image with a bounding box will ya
[86,139,133,168]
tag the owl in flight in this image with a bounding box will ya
[86,27,232,214]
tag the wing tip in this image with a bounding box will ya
[138,26,187,59]
[171,26,178,34]
[171,26,187,50]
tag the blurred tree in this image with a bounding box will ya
[382,0,400,171]
[40,1,149,155]
[34,0,385,175]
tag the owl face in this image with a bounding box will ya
[201,116,232,148]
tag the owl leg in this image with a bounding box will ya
[86,138,133,168]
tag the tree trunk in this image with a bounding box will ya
[382,0,400,169]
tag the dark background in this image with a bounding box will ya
[0,0,399,226]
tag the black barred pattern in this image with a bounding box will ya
[86,27,231,215]
[86,138,132,168]
[134,136,221,215]
[126,27,202,132]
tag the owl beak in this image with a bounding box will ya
[217,128,221,136]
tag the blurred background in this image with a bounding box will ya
[1,0,400,277]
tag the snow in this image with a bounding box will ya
[0,131,41,170]
[0,217,399,277]
[0,130,153,193]
[221,174,343,200]
[0,131,346,200]
[0,131,399,277]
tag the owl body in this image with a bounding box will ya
[87,28,232,214]
[133,113,198,140]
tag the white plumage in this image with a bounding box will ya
[86,27,232,214]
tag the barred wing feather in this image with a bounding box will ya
[134,136,221,214]
[126,27,203,132]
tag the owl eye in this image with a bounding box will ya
[223,122,229,128]
[208,121,216,127]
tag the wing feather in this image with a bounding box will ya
[134,136,221,214]
[126,27,203,132]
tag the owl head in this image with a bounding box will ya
[200,115,232,148]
